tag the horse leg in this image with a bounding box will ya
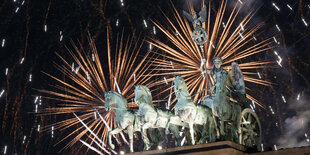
[189,122,195,145]
[127,125,134,152]
[208,116,215,142]
[169,124,181,146]
[108,127,123,150]
[142,123,152,150]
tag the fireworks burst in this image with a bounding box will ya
[37,31,154,153]
[149,0,275,109]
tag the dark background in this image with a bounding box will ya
[0,0,310,154]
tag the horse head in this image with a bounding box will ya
[134,85,152,105]
[174,76,190,99]
[104,91,128,111]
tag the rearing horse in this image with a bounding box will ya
[134,85,187,150]
[174,76,215,145]
[104,91,140,153]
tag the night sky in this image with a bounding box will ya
[0,0,310,154]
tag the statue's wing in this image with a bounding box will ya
[183,10,194,23]
[230,62,245,94]
[199,5,207,23]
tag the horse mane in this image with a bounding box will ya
[138,85,154,107]
[109,91,129,109]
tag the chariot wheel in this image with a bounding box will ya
[237,108,262,150]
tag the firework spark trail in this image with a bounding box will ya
[149,0,274,108]
[38,31,155,152]
[97,111,122,145]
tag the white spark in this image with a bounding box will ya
[5,68,8,75]
[272,3,280,11]
[170,61,174,69]
[305,133,308,138]
[252,100,256,108]
[163,77,168,85]
[239,32,244,40]
[2,39,5,47]
[297,93,300,101]
[274,51,282,67]
[240,23,244,31]
[0,90,5,98]
[149,43,152,50]
[97,112,123,145]
[287,4,293,11]
[20,57,25,64]
[15,7,19,13]
[14,0,16,2]
[120,0,124,6]
[4,145,7,154]
[275,24,280,32]
[44,25,47,32]
[222,22,226,28]
[60,35,63,41]
[253,35,257,41]
[22,136,26,144]
[92,53,95,61]
[153,26,156,34]
[238,0,243,4]
[94,112,97,119]
[120,151,125,154]
[250,104,255,112]
[281,95,286,103]
[143,19,147,28]
[274,144,278,151]
[257,72,261,79]
[75,66,80,74]
[71,63,74,71]
[158,146,162,150]
[302,18,308,27]
[51,126,54,138]
[29,74,32,82]
[181,137,186,146]
[114,77,121,93]
[273,37,278,44]
[21,0,25,5]
[39,96,42,105]
[116,19,119,26]
[133,73,136,81]
[79,140,105,155]
[261,144,264,152]
[37,124,40,132]
[74,113,107,147]
[86,72,91,83]
[35,105,38,113]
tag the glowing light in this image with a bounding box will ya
[94,112,97,119]
[75,66,80,74]
[272,3,280,11]
[15,7,19,13]
[275,24,280,32]
[92,53,95,61]
[240,23,244,31]
[5,68,8,75]
[21,0,25,5]
[274,144,278,151]
[153,26,156,34]
[44,25,47,32]
[269,106,275,115]
[29,74,32,82]
[297,94,300,101]
[149,43,152,50]
[20,57,25,64]
[143,19,147,28]
[37,124,40,132]
[281,95,286,103]
[4,145,7,154]
[222,22,226,28]
[261,144,264,152]
[274,51,282,67]
[2,39,5,47]
[238,0,243,4]
[238,32,244,40]
[163,77,168,84]
[181,137,186,146]
[257,72,261,79]
[158,146,162,150]
[120,151,125,154]
[302,18,308,27]
[51,126,54,138]
[116,19,119,26]
[287,4,293,11]
[71,62,74,71]
[22,136,26,144]
[35,104,38,113]
[0,90,5,98]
